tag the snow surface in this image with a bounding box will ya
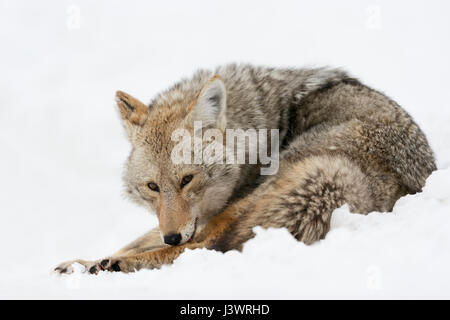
[0,0,449,299]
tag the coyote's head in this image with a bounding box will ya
[116,76,240,245]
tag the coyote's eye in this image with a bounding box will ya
[147,182,160,192]
[180,175,193,188]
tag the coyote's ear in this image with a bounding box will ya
[115,90,149,141]
[188,76,227,131]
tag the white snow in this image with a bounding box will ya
[0,0,449,299]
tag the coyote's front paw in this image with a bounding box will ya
[54,259,102,275]
[99,257,137,273]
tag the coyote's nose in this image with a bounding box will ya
[164,233,182,246]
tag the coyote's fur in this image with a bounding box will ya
[55,64,435,274]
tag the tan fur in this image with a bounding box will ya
[158,192,192,236]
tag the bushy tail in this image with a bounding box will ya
[215,155,374,250]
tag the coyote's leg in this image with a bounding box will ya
[111,228,166,257]
[99,243,204,273]
[95,210,241,273]
[54,227,165,274]
[54,259,103,275]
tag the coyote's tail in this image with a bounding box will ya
[213,155,374,251]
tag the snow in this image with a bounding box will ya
[0,0,449,299]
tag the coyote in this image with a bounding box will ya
[55,64,435,274]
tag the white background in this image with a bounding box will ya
[0,0,449,299]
